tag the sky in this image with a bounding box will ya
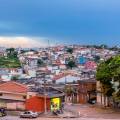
[0,0,120,47]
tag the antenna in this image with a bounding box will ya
[48,40,52,65]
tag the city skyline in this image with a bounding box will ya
[0,0,120,47]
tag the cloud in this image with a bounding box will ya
[0,36,52,48]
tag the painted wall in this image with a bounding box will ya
[26,96,50,112]
[0,92,26,101]
[56,75,80,84]
[0,100,25,110]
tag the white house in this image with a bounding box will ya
[53,73,80,84]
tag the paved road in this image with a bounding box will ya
[1,116,120,120]
[1,104,120,120]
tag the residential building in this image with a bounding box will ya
[77,79,96,104]
[0,82,28,110]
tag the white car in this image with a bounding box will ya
[20,111,38,118]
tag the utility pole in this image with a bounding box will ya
[65,75,67,84]
[48,40,52,65]
[44,79,47,114]
[43,72,47,114]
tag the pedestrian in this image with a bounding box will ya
[62,103,64,109]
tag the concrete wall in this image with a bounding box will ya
[0,93,26,101]
[6,102,25,110]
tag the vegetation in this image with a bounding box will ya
[85,44,108,49]
[66,47,76,69]
[0,57,21,68]
[94,55,100,63]
[0,48,21,68]
[96,55,120,107]
[20,50,27,54]
[86,44,120,52]
[64,85,73,96]
[37,59,44,67]
[67,60,76,69]
[11,75,19,81]
[6,48,18,58]
[64,85,78,103]
[109,46,119,51]
[66,48,73,54]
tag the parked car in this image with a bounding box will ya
[0,108,7,117]
[88,97,96,104]
[20,111,38,118]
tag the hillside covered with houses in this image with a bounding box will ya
[0,45,119,113]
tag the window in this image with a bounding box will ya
[0,93,3,96]
[27,112,30,114]
[24,112,28,114]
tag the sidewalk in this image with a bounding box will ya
[39,110,79,118]
[58,110,79,118]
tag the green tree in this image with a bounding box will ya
[11,75,19,81]
[6,48,15,53]
[64,85,73,96]
[37,59,44,67]
[67,48,73,54]
[0,57,21,68]
[96,60,113,106]
[94,55,100,63]
[0,48,21,68]
[20,50,27,54]
[6,48,18,58]
[109,46,119,51]
[100,44,108,49]
[96,56,120,107]
[67,60,76,69]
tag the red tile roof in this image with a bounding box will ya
[52,73,70,81]
[0,81,28,93]
[85,61,97,69]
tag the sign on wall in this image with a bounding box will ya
[51,98,60,111]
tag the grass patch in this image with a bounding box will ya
[0,57,21,68]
